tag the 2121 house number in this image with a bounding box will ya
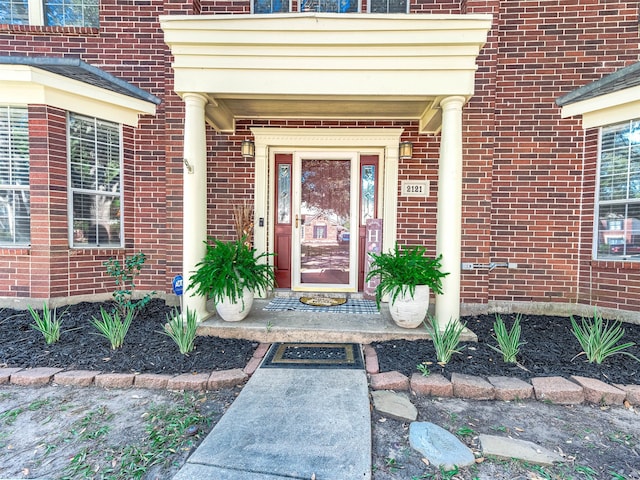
[401,180,429,197]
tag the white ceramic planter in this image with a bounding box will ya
[389,285,430,328]
[215,287,254,322]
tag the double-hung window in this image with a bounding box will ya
[68,113,122,248]
[0,106,30,246]
[596,120,640,259]
[0,0,99,27]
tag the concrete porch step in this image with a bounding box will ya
[197,299,478,344]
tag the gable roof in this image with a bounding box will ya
[556,62,640,107]
[0,56,161,105]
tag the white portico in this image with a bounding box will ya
[160,13,492,327]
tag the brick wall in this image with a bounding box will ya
[2,0,640,314]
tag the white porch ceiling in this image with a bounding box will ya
[160,13,492,134]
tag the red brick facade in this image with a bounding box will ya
[1,0,640,316]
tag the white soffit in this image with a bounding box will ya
[560,85,640,129]
[0,65,157,127]
[160,13,492,133]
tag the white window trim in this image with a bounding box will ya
[0,105,30,247]
[67,113,124,249]
[594,119,640,261]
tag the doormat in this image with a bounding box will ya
[263,297,379,315]
[299,296,347,307]
[261,343,364,369]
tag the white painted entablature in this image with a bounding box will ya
[160,13,492,133]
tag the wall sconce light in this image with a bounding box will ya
[241,140,255,158]
[399,141,413,159]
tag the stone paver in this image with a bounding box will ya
[570,376,626,405]
[451,372,494,400]
[0,367,22,384]
[487,376,533,401]
[11,367,62,386]
[371,390,417,422]
[134,373,174,389]
[208,369,248,390]
[369,371,409,391]
[479,434,562,466]
[409,422,475,470]
[615,384,640,405]
[410,373,453,397]
[94,373,135,389]
[167,372,210,391]
[243,356,262,375]
[363,344,379,374]
[54,370,97,387]
[531,376,584,404]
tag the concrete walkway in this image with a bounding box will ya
[172,366,371,480]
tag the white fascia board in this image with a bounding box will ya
[560,84,640,128]
[0,65,156,126]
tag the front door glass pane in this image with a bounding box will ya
[299,159,351,285]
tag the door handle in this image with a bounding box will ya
[295,214,298,228]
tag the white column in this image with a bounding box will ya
[435,96,465,328]
[182,93,209,320]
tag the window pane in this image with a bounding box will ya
[0,0,29,24]
[0,106,29,246]
[69,113,121,247]
[370,0,407,13]
[254,0,289,13]
[361,164,375,223]
[597,120,640,260]
[277,163,291,223]
[45,0,99,27]
[300,0,357,12]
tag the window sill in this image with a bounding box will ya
[0,247,30,255]
[0,23,99,36]
[591,258,640,270]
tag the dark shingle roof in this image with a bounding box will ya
[556,62,640,107]
[0,56,161,105]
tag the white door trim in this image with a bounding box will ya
[252,127,403,296]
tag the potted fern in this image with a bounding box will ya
[188,237,276,321]
[366,244,448,328]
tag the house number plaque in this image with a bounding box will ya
[401,180,429,197]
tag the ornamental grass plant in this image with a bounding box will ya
[423,315,466,364]
[488,313,524,363]
[28,303,62,345]
[570,310,639,364]
[163,308,198,354]
[91,307,134,350]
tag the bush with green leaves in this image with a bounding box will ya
[104,252,154,317]
[188,237,275,306]
[488,313,524,363]
[91,307,134,350]
[423,315,466,364]
[28,303,62,345]
[571,310,639,364]
[163,308,198,354]
[365,244,448,308]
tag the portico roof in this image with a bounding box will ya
[160,13,493,133]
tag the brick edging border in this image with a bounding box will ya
[362,345,640,406]
[0,342,272,392]
[3,343,639,407]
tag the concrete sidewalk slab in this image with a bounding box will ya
[173,367,371,480]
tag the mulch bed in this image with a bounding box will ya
[0,299,256,374]
[373,313,640,385]
[1,300,640,385]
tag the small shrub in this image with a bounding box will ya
[91,307,134,350]
[104,252,154,317]
[28,303,61,345]
[162,308,198,354]
[423,315,466,364]
[488,313,524,363]
[570,310,639,364]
